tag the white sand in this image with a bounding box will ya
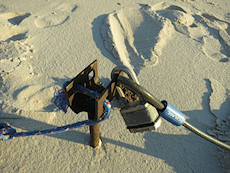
[0,0,229,172]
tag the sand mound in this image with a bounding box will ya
[101,3,230,74]
[101,4,175,73]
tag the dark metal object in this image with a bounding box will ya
[111,66,161,133]
[120,100,161,133]
[64,60,118,147]
[116,71,230,151]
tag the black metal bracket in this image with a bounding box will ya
[63,60,121,147]
[64,60,118,120]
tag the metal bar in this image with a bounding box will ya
[89,124,100,147]
[88,94,103,148]
[89,80,117,147]
[111,66,140,85]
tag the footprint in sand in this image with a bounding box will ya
[0,41,33,73]
[5,74,56,112]
[34,2,77,28]
[0,11,33,74]
[13,85,55,111]
[155,3,230,62]
[101,4,175,73]
[200,14,230,62]
[0,12,31,41]
[202,35,228,62]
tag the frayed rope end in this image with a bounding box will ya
[51,88,69,113]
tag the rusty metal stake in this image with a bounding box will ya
[64,60,118,148]
[89,124,100,147]
[89,83,116,147]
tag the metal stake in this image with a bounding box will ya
[89,124,100,147]
[64,60,118,148]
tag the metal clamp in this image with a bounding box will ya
[111,66,140,104]
[111,66,162,133]
[116,76,165,110]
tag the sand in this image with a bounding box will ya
[0,0,229,172]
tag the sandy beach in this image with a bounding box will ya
[0,0,230,172]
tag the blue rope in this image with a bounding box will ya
[0,85,111,141]
[51,83,101,113]
[50,79,74,113]
[51,88,69,113]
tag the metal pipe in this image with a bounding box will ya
[89,124,100,147]
[111,66,140,85]
[183,121,230,151]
